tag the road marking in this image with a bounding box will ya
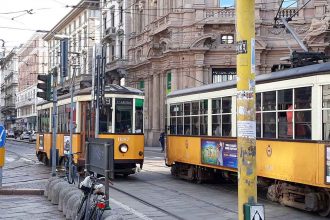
[5,157,15,162]
[109,197,153,220]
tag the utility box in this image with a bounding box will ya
[85,138,114,179]
[244,203,265,220]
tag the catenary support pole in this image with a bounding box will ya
[236,0,257,219]
[51,69,58,177]
[69,66,76,183]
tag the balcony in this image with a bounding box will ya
[105,59,127,73]
[103,27,116,43]
[278,8,299,19]
[203,8,235,24]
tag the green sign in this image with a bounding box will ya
[167,72,171,94]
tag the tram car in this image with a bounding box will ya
[165,62,330,216]
[36,84,144,175]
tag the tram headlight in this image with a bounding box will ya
[119,143,128,153]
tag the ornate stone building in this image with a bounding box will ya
[110,0,330,146]
[0,48,19,129]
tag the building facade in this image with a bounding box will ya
[0,48,19,129]
[121,0,330,146]
[16,33,48,131]
[41,0,100,134]
[44,0,100,90]
[101,0,131,85]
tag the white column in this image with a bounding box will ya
[195,66,204,86]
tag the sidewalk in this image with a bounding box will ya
[0,140,65,219]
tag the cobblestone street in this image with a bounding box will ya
[0,195,64,220]
[0,140,65,220]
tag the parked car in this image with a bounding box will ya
[7,129,15,138]
[29,131,36,142]
[20,131,30,140]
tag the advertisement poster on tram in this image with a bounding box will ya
[201,139,237,169]
[326,146,330,184]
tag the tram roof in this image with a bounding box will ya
[168,62,330,98]
[37,84,143,105]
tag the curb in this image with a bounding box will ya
[0,188,44,195]
[7,138,35,145]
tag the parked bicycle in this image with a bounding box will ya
[75,174,111,220]
[63,151,81,184]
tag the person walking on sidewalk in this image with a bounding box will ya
[159,132,165,153]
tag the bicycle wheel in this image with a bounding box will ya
[66,158,75,184]
[75,196,87,220]
[95,208,105,220]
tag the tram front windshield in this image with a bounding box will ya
[115,98,133,133]
[99,98,143,134]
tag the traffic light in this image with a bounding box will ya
[37,74,52,101]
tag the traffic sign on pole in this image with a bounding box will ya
[0,125,6,147]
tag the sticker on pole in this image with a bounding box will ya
[236,40,247,54]
[251,205,264,220]
[0,125,6,147]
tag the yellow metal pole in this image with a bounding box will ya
[236,0,256,219]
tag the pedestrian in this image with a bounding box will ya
[159,132,165,153]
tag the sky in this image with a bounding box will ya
[0,0,80,52]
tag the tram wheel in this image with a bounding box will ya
[318,190,330,217]
[196,167,203,184]
[42,154,49,166]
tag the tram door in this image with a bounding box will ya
[80,101,95,157]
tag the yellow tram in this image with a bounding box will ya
[36,85,144,175]
[166,62,330,216]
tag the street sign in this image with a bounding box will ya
[244,203,265,220]
[0,125,6,147]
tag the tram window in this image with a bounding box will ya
[222,97,231,113]
[278,89,292,110]
[263,112,276,138]
[177,117,183,135]
[256,93,261,111]
[200,115,208,135]
[170,117,177,134]
[295,111,311,139]
[323,85,330,140]
[192,116,199,135]
[38,109,50,132]
[135,99,144,133]
[184,103,191,115]
[192,102,199,115]
[222,114,231,136]
[323,85,330,108]
[212,99,221,114]
[99,105,112,133]
[256,112,261,137]
[115,98,133,133]
[278,111,293,139]
[184,116,191,135]
[295,87,311,109]
[263,91,276,111]
[200,100,208,114]
[177,103,183,116]
[323,110,330,140]
[212,115,221,136]
[170,105,176,116]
